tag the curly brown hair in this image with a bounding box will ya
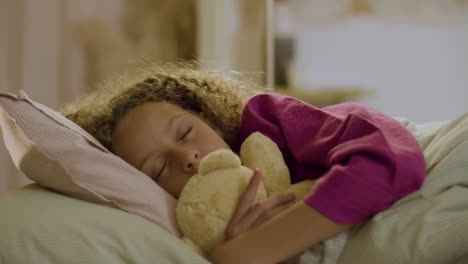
[61,62,265,151]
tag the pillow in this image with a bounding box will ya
[0,91,180,236]
[0,184,208,264]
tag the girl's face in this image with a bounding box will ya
[112,102,231,198]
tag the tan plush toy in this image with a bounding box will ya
[175,132,315,256]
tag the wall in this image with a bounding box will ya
[198,0,267,83]
[291,16,468,122]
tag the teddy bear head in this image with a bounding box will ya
[175,132,315,256]
[175,148,268,255]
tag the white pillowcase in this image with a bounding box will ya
[0,91,180,236]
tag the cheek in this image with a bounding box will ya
[195,129,215,153]
[159,177,183,198]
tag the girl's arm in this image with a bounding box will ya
[210,171,352,264]
[239,93,425,224]
[209,170,353,264]
[210,200,352,264]
[216,93,425,263]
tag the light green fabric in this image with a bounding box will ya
[337,113,468,263]
[0,184,210,264]
[286,114,468,264]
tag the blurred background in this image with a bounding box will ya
[1,0,467,192]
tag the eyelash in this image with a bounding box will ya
[154,127,192,180]
[179,127,192,141]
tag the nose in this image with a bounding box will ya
[179,148,200,174]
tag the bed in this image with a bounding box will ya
[1,91,467,263]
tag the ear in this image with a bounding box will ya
[198,149,241,175]
[240,132,291,195]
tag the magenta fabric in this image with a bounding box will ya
[239,93,425,223]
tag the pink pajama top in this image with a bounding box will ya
[238,93,425,223]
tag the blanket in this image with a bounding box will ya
[285,113,468,264]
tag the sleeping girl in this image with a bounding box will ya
[63,63,425,264]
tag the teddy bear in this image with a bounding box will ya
[175,132,316,256]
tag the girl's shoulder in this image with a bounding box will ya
[244,92,301,109]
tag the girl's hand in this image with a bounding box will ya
[225,169,296,241]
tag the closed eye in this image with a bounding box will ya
[154,161,166,180]
[179,127,192,141]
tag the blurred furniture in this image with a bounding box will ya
[276,86,374,108]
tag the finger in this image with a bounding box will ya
[229,169,262,224]
[251,199,297,228]
[225,193,295,240]
[232,193,295,234]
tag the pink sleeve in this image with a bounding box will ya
[239,93,425,223]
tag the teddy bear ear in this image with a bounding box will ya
[198,149,241,175]
[240,131,291,195]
